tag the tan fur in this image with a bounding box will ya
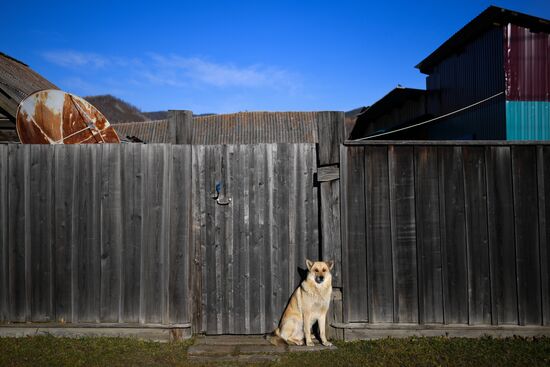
[269,259,334,347]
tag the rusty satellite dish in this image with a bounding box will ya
[16,89,120,144]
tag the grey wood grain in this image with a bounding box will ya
[462,146,491,325]
[29,145,54,321]
[8,144,29,322]
[52,145,78,323]
[438,146,468,324]
[388,146,418,323]
[538,146,550,326]
[0,145,8,322]
[168,145,192,324]
[511,146,542,325]
[121,143,143,323]
[365,145,393,323]
[142,145,168,324]
[414,146,443,324]
[317,112,345,166]
[340,146,368,322]
[485,146,517,324]
[75,145,101,323]
[99,144,122,323]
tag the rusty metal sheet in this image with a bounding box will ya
[16,89,120,144]
[504,24,550,102]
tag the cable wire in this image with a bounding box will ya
[349,91,505,141]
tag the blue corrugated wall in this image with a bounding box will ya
[506,101,550,140]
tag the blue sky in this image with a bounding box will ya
[2,1,549,114]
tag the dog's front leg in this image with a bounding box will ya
[318,313,333,346]
[303,312,314,346]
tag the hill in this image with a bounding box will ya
[84,95,150,123]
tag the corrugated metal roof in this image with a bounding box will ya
[416,6,550,74]
[115,112,322,144]
[0,52,58,119]
[114,119,171,143]
[506,101,550,140]
[505,24,550,101]
[193,112,318,144]
[349,87,426,139]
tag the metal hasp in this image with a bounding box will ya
[16,89,121,144]
[211,180,232,205]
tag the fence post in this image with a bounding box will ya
[316,111,345,340]
[168,110,193,144]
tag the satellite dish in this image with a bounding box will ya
[16,89,120,144]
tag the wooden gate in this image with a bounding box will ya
[192,143,320,334]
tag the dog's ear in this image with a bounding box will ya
[326,260,334,270]
[306,259,313,271]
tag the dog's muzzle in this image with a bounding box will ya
[315,276,324,284]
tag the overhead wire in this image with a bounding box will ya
[349,91,505,141]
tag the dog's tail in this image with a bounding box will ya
[266,328,287,346]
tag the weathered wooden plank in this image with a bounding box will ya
[161,145,172,325]
[388,146,418,323]
[462,147,491,325]
[277,144,291,319]
[254,145,267,333]
[75,145,101,323]
[0,145,8,322]
[99,144,122,323]
[141,145,168,324]
[8,144,29,322]
[414,146,443,324]
[216,145,228,333]
[264,144,275,330]
[485,146,517,325]
[248,144,263,333]
[340,145,368,322]
[222,145,236,333]
[365,145,393,323]
[204,145,218,333]
[212,145,224,333]
[269,144,285,327]
[240,144,252,334]
[320,179,341,287]
[317,165,339,182]
[306,144,320,264]
[29,145,54,321]
[192,144,207,333]
[287,144,298,292]
[511,146,542,325]
[53,145,78,323]
[317,112,345,166]
[120,143,143,323]
[539,146,550,326]
[168,144,192,324]
[438,146,468,324]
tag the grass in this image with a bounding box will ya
[0,336,549,367]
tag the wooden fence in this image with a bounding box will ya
[2,140,549,336]
[341,141,550,326]
[0,144,192,326]
[0,142,321,335]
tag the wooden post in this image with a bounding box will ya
[316,112,345,338]
[168,110,193,144]
[316,112,345,285]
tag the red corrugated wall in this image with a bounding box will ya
[504,24,550,102]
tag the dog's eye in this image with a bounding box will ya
[322,268,327,272]
[313,268,318,272]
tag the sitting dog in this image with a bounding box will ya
[269,259,334,346]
